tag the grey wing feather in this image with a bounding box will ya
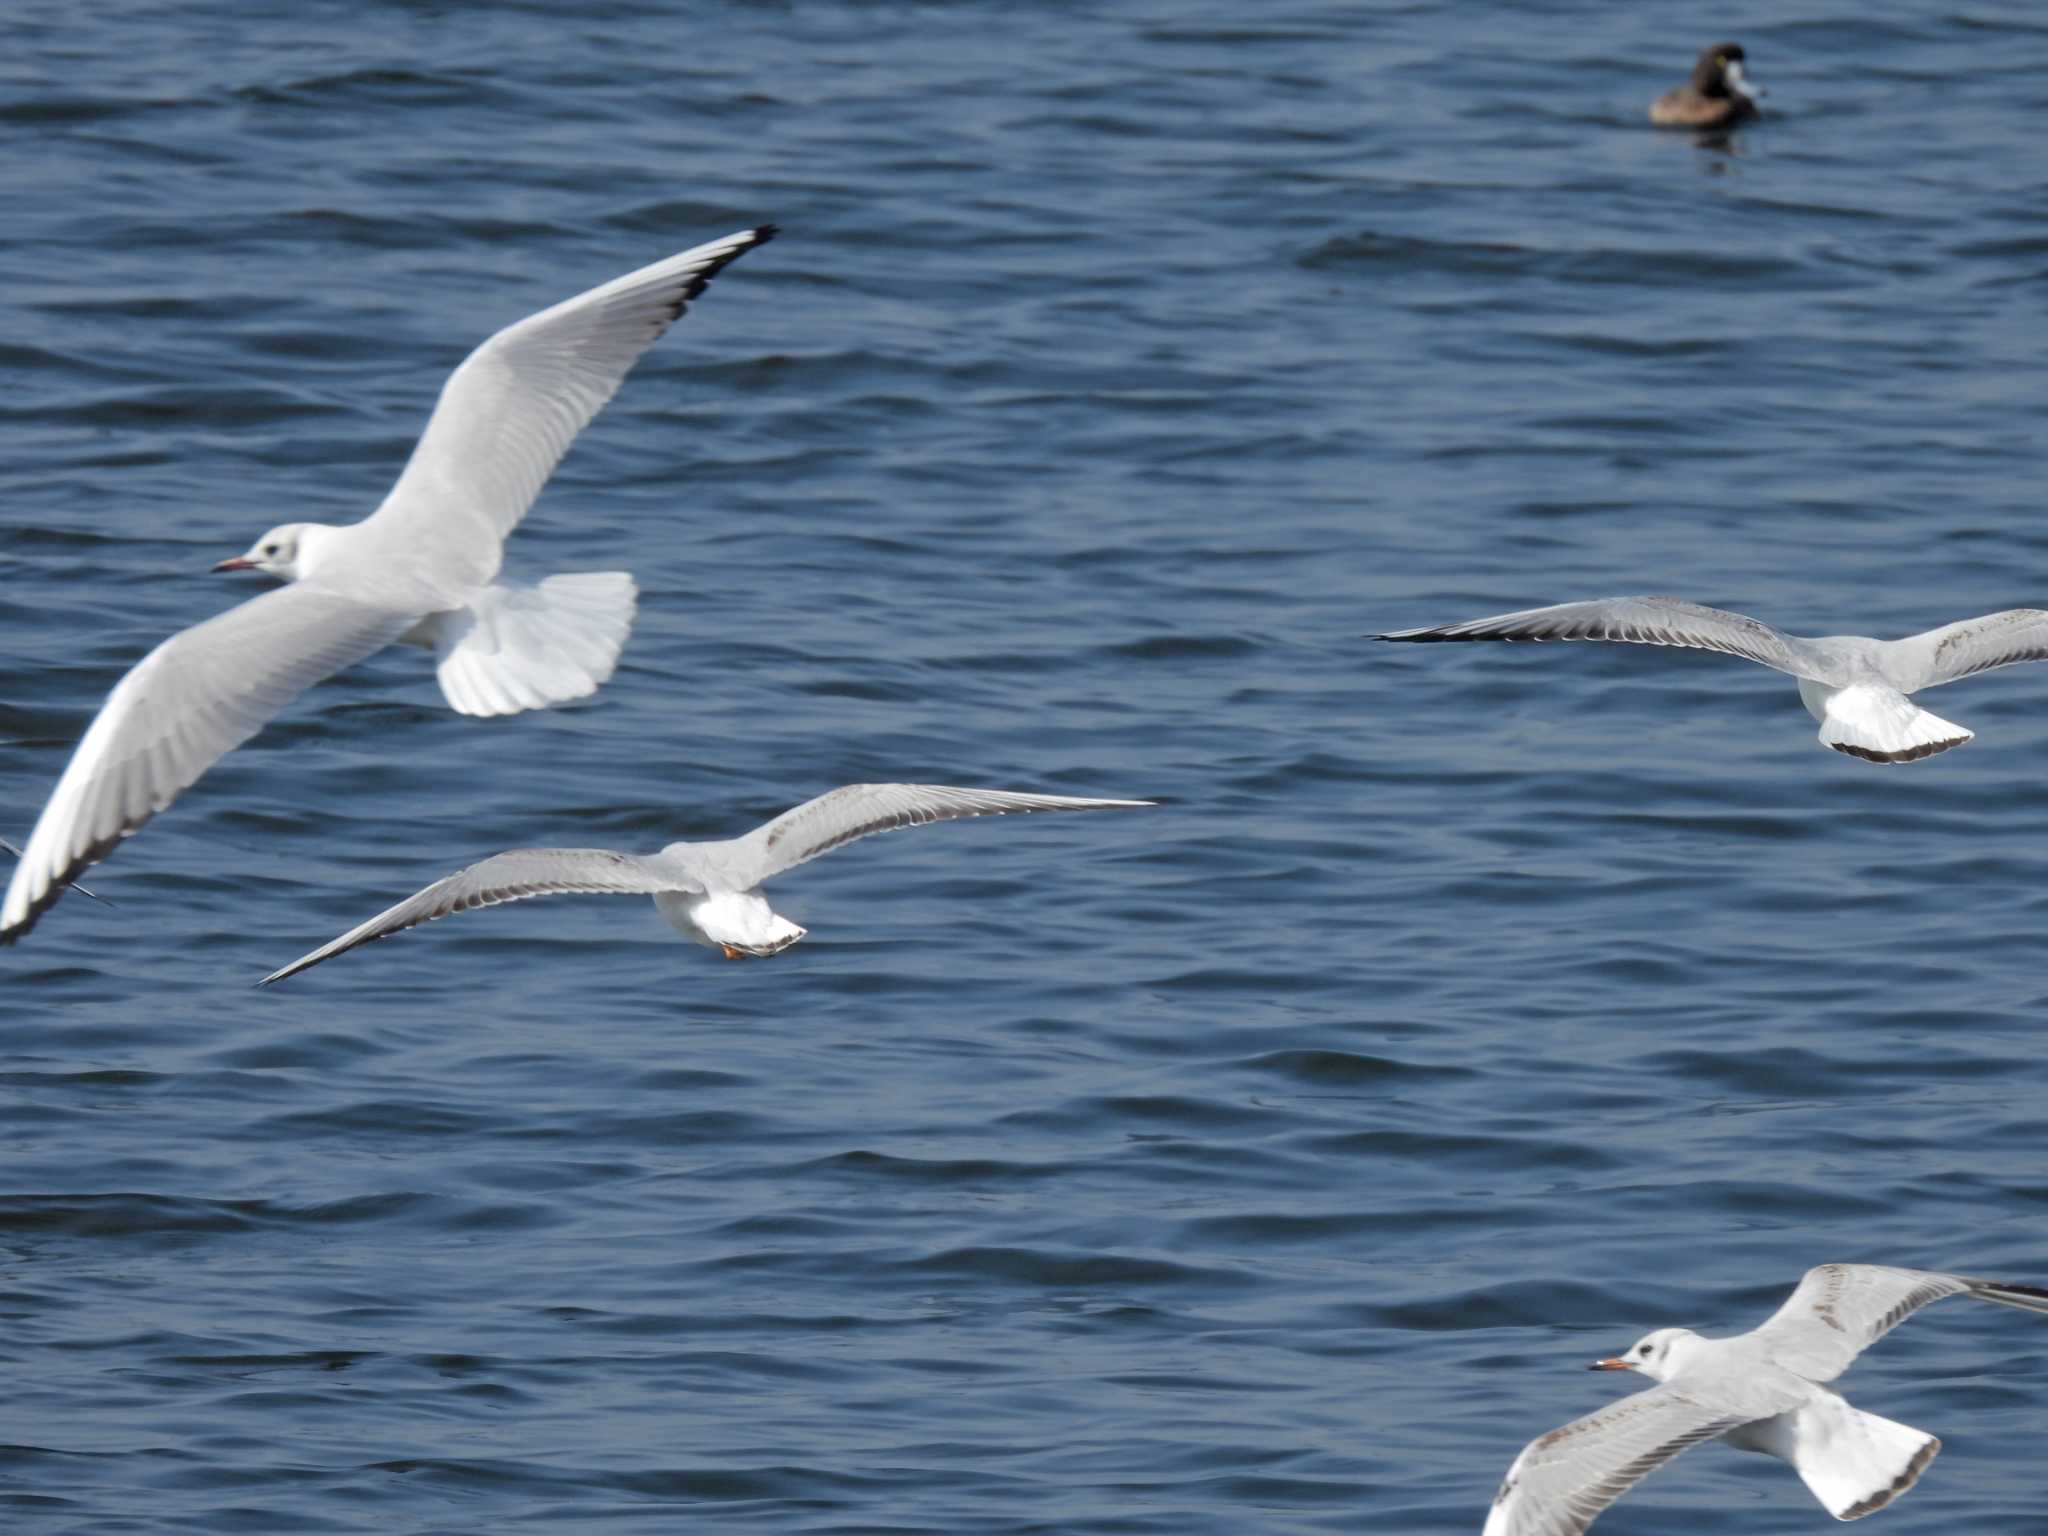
[259,848,697,985]
[2,586,416,943]
[0,836,106,905]
[362,227,774,590]
[1752,1263,2048,1383]
[1378,597,1808,677]
[1885,610,2048,692]
[730,783,1154,885]
[1483,1385,1749,1536]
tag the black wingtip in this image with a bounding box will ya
[1979,1279,2048,1307]
[671,224,779,315]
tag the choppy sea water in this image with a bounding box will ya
[6,2,2048,1531]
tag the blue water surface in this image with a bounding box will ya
[6,2,2048,1531]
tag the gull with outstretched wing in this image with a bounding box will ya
[4,226,775,943]
[1379,597,2048,764]
[260,783,1154,984]
[1485,1262,2048,1535]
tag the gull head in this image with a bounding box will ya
[213,522,325,581]
[1590,1326,1700,1383]
[655,888,807,959]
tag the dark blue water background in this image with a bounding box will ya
[6,2,2048,1530]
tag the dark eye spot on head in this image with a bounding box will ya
[264,543,279,556]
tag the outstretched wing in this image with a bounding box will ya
[260,848,698,985]
[1884,610,2048,692]
[363,226,775,590]
[1751,1263,2048,1383]
[2,586,415,943]
[1483,1384,1749,1536]
[1377,597,1807,676]
[729,784,1154,885]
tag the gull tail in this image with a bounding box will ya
[1771,1394,1938,1521]
[654,889,806,958]
[1799,681,1972,765]
[434,572,637,718]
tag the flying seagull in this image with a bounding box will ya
[3,226,775,943]
[1376,597,2048,764]
[259,783,1154,984]
[1484,1263,2048,1534]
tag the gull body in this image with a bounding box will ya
[1651,42,1764,130]
[1484,1263,2048,1535]
[260,783,1154,984]
[2,226,775,942]
[1377,596,2048,764]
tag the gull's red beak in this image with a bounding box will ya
[211,556,256,573]
[1588,1356,1634,1371]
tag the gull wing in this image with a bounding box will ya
[2,585,416,943]
[1,835,106,905]
[1750,1263,2048,1384]
[1377,597,1809,677]
[362,226,775,590]
[727,784,1154,886]
[1883,610,2048,692]
[1483,1384,1751,1536]
[260,848,698,985]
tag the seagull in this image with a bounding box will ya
[1375,597,2048,764]
[2,226,775,943]
[258,783,1154,984]
[1484,1263,2048,1535]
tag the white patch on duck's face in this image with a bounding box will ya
[654,888,806,958]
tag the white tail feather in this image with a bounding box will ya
[655,889,807,957]
[1799,681,1972,764]
[1768,1395,1939,1522]
[433,572,636,718]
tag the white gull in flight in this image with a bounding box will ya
[3,226,775,942]
[260,783,1154,984]
[1377,597,2048,764]
[1484,1263,2048,1535]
